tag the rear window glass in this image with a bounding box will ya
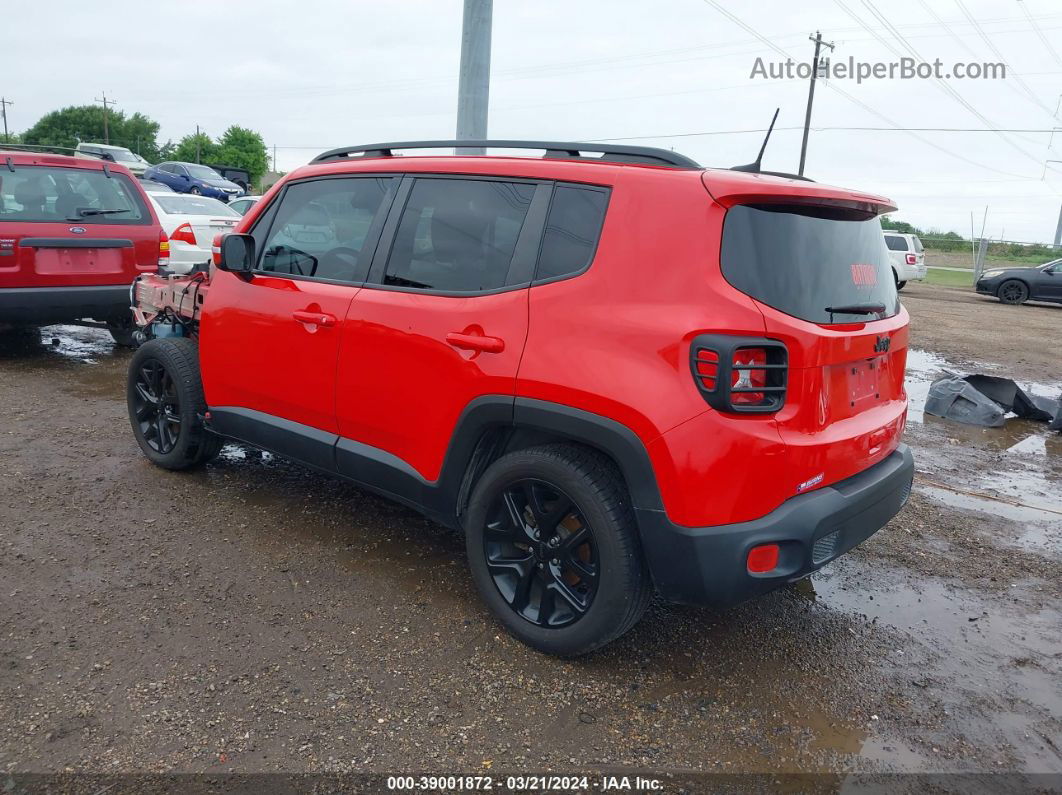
[154,195,238,216]
[883,235,908,251]
[0,165,149,224]
[721,204,899,325]
[535,185,609,282]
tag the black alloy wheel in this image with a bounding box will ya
[998,279,1028,305]
[484,479,599,628]
[132,358,183,454]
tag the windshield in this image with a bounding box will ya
[721,204,900,325]
[186,164,224,180]
[154,195,239,217]
[0,165,149,224]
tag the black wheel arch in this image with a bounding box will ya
[445,397,665,528]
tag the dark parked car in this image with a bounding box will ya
[143,162,244,203]
[976,258,1062,305]
[208,165,251,193]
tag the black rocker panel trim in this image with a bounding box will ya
[208,407,338,473]
[207,398,665,527]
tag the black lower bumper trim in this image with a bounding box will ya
[0,285,131,324]
[636,444,915,606]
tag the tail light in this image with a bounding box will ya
[211,233,224,266]
[170,222,198,246]
[157,229,170,268]
[690,335,787,414]
[905,253,917,265]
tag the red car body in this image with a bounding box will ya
[137,145,914,608]
[0,150,164,327]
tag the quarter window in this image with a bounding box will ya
[883,235,908,251]
[535,185,608,282]
[258,177,393,283]
[383,178,535,292]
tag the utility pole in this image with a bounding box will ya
[0,97,12,143]
[94,92,116,144]
[273,144,277,172]
[455,0,492,155]
[798,31,834,177]
[1054,202,1062,247]
[195,124,201,164]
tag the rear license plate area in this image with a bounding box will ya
[34,248,123,275]
[847,359,882,408]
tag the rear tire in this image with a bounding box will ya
[893,270,906,290]
[127,338,222,470]
[464,444,651,656]
[188,185,202,195]
[107,318,137,348]
[997,279,1028,305]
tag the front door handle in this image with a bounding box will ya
[292,309,336,327]
[446,332,505,354]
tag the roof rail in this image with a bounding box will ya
[310,140,701,169]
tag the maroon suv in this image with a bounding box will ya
[0,149,166,344]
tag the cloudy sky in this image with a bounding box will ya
[8,0,1062,242]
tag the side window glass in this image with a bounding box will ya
[258,177,392,283]
[383,178,535,292]
[535,185,608,282]
[884,235,908,252]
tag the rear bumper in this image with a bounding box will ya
[0,285,131,325]
[636,444,914,605]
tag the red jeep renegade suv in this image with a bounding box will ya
[0,149,165,343]
[125,140,914,656]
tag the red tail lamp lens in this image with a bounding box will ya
[694,348,719,390]
[731,348,767,404]
[747,543,780,573]
[170,223,198,246]
[905,253,917,265]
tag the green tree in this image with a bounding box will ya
[172,132,217,165]
[212,125,270,185]
[21,105,164,161]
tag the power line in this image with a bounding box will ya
[698,0,1037,180]
[858,0,1047,164]
[954,0,1057,120]
[1017,0,1062,67]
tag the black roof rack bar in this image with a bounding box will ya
[311,140,701,169]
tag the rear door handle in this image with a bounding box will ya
[292,310,336,327]
[446,332,505,354]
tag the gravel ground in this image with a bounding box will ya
[0,282,1059,784]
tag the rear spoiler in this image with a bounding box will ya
[701,169,896,217]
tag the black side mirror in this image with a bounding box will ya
[218,233,255,274]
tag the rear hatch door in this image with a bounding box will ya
[0,160,159,288]
[706,173,908,494]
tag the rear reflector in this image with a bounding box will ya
[747,543,780,573]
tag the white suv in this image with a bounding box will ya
[74,143,150,177]
[883,232,926,290]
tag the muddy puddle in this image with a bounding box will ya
[0,324,123,366]
[904,348,1061,550]
[803,561,1062,772]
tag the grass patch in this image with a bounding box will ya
[923,267,975,288]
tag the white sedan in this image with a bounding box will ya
[147,193,240,274]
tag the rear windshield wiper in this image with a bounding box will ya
[824,303,887,317]
[71,208,132,219]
